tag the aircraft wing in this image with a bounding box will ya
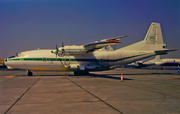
[136,62,155,68]
[127,61,155,68]
[100,36,127,41]
[84,40,121,49]
[155,49,178,55]
[51,35,126,55]
[84,36,127,52]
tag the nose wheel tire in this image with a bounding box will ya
[27,70,33,76]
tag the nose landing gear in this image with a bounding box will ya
[27,70,33,76]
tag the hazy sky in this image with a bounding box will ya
[0,0,179,59]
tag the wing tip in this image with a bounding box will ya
[108,40,121,43]
[172,49,178,51]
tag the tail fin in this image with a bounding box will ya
[144,22,164,44]
[148,55,161,63]
[119,22,167,51]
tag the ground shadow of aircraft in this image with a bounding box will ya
[89,73,133,80]
[17,72,133,80]
[102,73,173,76]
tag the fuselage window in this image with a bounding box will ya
[43,58,46,61]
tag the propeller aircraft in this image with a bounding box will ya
[4,22,177,76]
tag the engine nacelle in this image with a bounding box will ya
[51,45,87,55]
[63,45,86,55]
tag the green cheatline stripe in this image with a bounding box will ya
[8,58,21,61]
[7,52,154,62]
[24,58,43,61]
[64,49,85,50]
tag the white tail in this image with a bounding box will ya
[119,22,167,51]
[148,55,161,63]
[144,22,164,44]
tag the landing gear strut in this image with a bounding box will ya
[74,71,89,76]
[27,70,33,76]
[161,66,163,70]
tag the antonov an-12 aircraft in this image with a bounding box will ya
[4,22,176,76]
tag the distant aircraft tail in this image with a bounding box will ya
[119,22,167,51]
[148,55,161,63]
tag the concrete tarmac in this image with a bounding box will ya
[0,68,180,114]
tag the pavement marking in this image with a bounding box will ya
[168,78,180,80]
[66,77,124,114]
[36,76,42,77]
[4,77,41,114]
[0,76,15,78]
[6,76,15,78]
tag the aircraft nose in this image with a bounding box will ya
[3,59,7,66]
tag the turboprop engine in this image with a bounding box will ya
[51,45,87,55]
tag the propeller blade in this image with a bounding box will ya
[55,40,59,58]
[62,42,64,48]
[61,35,65,55]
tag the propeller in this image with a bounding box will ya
[51,36,65,57]
[61,35,65,56]
[55,42,59,60]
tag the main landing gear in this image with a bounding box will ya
[74,70,89,76]
[27,70,33,76]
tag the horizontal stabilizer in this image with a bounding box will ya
[155,49,178,55]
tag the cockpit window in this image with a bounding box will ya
[8,53,21,58]
[8,56,16,58]
[16,53,21,57]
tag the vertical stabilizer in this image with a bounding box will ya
[119,22,166,51]
[148,55,161,63]
[144,22,164,44]
[154,55,160,61]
